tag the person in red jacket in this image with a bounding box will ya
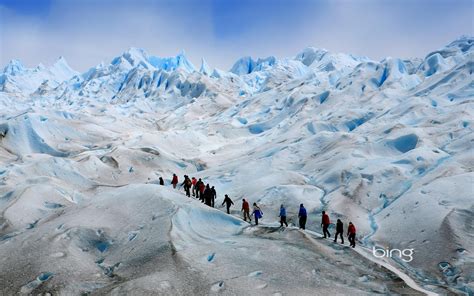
[199,182,205,202]
[241,199,251,222]
[191,177,197,196]
[321,211,331,238]
[195,178,203,199]
[171,173,178,189]
[347,222,356,248]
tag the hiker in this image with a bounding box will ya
[298,204,307,230]
[187,176,193,197]
[204,184,213,207]
[222,194,234,214]
[195,178,203,199]
[191,177,197,196]
[171,173,178,189]
[241,199,251,222]
[279,204,288,227]
[159,177,164,186]
[321,211,331,238]
[183,175,192,197]
[334,219,344,244]
[252,203,263,225]
[211,186,217,207]
[199,181,206,202]
[347,222,356,248]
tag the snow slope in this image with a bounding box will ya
[0,36,473,295]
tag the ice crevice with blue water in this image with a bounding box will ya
[0,36,473,295]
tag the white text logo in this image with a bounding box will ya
[372,247,414,262]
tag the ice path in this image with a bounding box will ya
[297,229,438,296]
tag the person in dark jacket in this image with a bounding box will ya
[321,211,331,238]
[279,204,288,227]
[159,177,164,186]
[298,204,307,230]
[181,175,191,197]
[334,219,344,244]
[211,186,217,207]
[241,199,251,222]
[171,173,178,189]
[204,184,213,206]
[252,203,262,225]
[222,194,234,214]
[195,178,202,201]
[195,178,203,200]
[347,222,356,248]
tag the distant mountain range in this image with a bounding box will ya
[2,36,471,103]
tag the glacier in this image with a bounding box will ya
[0,36,473,295]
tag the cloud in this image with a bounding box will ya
[0,0,472,72]
[1,0,218,71]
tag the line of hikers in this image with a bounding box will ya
[161,174,218,207]
[161,174,356,247]
[297,204,357,248]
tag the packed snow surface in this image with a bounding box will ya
[0,36,473,295]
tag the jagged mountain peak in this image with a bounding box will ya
[35,63,46,72]
[50,56,78,78]
[446,35,473,50]
[55,55,68,64]
[199,57,212,75]
[229,55,278,75]
[295,47,329,66]
[110,47,152,70]
[229,56,256,75]
[424,35,473,60]
[129,50,197,73]
[3,59,26,75]
[174,51,196,72]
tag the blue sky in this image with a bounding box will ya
[0,0,472,71]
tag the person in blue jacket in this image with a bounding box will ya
[298,204,307,230]
[279,204,288,227]
[252,203,263,225]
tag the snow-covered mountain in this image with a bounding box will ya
[0,36,473,295]
[1,57,78,94]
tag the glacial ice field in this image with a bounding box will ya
[0,36,473,295]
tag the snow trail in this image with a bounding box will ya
[296,228,439,296]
